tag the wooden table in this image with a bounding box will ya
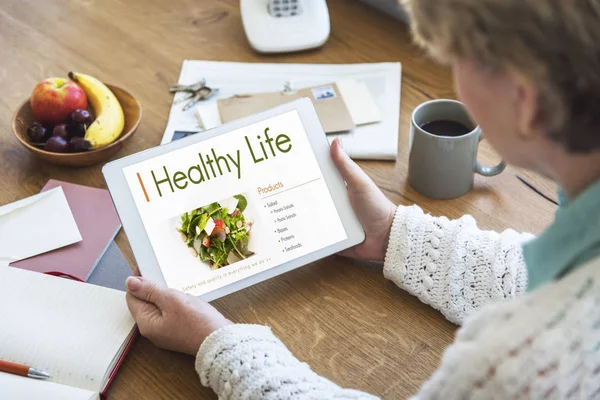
[0,1,558,398]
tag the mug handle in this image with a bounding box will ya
[475,134,506,176]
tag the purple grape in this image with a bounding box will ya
[45,136,70,153]
[68,121,87,138]
[69,136,91,152]
[52,123,69,139]
[71,109,91,123]
[27,122,49,143]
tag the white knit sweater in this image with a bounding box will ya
[195,205,600,399]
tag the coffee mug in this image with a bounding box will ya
[408,99,506,199]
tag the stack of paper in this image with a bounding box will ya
[1,181,130,290]
[11,180,122,281]
[161,61,401,160]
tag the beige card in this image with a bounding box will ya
[336,79,382,125]
[217,83,356,133]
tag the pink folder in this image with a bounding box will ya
[10,180,121,281]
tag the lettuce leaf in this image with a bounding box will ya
[233,194,247,212]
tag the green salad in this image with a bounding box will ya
[177,195,254,270]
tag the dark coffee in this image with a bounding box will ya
[419,120,472,137]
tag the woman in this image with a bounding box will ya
[125,0,600,397]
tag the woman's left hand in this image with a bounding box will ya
[330,139,397,261]
[125,276,232,355]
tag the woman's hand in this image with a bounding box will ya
[125,276,232,355]
[330,139,397,261]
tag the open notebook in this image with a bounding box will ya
[0,266,136,399]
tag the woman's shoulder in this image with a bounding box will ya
[460,256,600,337]
[416,257,600,399]
[522,254,600,305]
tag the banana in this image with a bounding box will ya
[68,72,124,150]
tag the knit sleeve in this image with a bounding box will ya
[383,205,534,325]
[196,324,379,400]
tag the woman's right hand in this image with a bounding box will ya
[126,276,232,356]
[330,139,397,262]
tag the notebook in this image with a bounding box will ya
[11,180,121,281]
[0,266,136,400]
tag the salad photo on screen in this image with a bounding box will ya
[176,194,255,270]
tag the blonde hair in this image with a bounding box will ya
[404,0,600,152]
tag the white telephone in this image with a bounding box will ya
[240,0,330,53]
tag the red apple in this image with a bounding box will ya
[30,78,87,126]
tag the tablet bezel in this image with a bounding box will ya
[103,98,365,302]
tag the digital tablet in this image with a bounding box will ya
[102,98,364,301]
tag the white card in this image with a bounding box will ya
[336,79,382,126]
[0,187,82,263]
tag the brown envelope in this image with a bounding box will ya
[217,83,355,133]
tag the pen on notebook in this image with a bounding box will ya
[0,359,51,380]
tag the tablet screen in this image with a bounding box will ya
[123,110,347,296]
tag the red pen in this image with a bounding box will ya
[0,360,51,380]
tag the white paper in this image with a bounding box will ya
[337,79,382,125]
[161,61,401,160]
[0,373,97,400]
[0,187,82,263]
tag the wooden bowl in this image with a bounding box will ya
[11,84,142,167]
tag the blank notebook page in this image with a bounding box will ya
[0,266,135,394]
[2,372,98,400]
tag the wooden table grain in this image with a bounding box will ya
[0,1,557,398]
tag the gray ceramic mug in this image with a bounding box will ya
[408,99,506,199]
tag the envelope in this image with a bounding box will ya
[0,187,82,265]
[217,83,356,133]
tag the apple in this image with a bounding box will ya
[30,78,87,126]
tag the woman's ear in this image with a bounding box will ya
[512,70,543,141]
